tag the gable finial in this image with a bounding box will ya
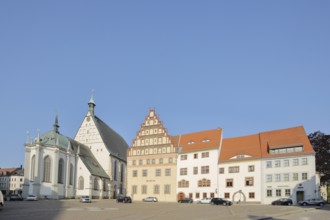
[53,112,60,133]
[88,89,96,116]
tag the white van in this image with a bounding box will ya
[0,191,4,208]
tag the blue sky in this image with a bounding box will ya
[1,1,329,168]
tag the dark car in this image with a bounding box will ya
[210,198,232,206]
[271,198,293,206]
[9,194,23,201]
[116,195,132,203]
[178,198,193,203]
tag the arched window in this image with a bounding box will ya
[58,159,64,184]
[43,156,51,182]
[78,176,84,190]
[120,163,125,182]
[113,160,117,181]
[94,177,99,190]
[69,164,73,185]
[30,155,35,181]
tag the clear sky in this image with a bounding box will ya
[1,1,329,168]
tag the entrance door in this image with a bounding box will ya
[296,191,304,203]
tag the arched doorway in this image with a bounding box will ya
[177,192,185,202]
[232,190,246,203]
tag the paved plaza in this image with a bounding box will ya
[0,199,329,220]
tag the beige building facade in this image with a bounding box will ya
[127,109,178,202]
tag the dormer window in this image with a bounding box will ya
[202,139,210,143]
[188,141,195,145]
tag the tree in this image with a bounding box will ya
[308,131,330,185]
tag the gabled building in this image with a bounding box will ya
[0,167,24,197]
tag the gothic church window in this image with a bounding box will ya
[69,164,73,185]
[58,159,64,184]
[43,156,51,183]
[30,155,35,181]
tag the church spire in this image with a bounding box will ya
[53,113,60,133]
[88,90,96,116]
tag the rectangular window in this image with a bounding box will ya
[133,170,137,177]
[196,193,200,198]
[180,168,187,175]
[201,152,209,158]
[159,158,163,164]
[229,166,239,173]
[194,153,198,159]
[285,189,291,197]
[301,158,308,165]
[275,174,281,182]
[219,167,224,174]
[283,173,289,182]
[293,159,299,166]
[266,174,272,182]
[193,167,198,175]
[155,169,161,177]
[267,189,272,197]
[249,192,255,199]
[142,185,147,194]
[164,184,170,194]
[302,173,308,180]
[142,169,148,177]
[132,160,136,165]
[132,185,137,194]
[276,189,281,197]
[245,177,254,186]
[154,185,160,194]
[283,160,289,167]
[201,166,209,174]
[226,179,233,187]
[168,158,173,163]
[147,159,150,164]
[224,193,230,198]
[266,161,272,168]
[274,160,281,168]
[165,168,171,176]
[248,165,255,172]
[139,160,143,165]
[180,155,187,160]
[293,173,299,181]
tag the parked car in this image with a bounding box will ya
[80,195,92,203]
[142,197,158,202]
[178,198,193,203]
[271,198,293,206]
[26,195,38,201]
[197,197,212,204]
[298,198,325,206]
[117,195,132,203]
[9,194,23,201]
[210,198,232,206]
[0,191,4,208]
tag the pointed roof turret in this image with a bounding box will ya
[88,92,96,116]
[53,113,60,133]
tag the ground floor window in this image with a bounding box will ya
[276,189,281,197]
[224,193,230,198]
[267,189,272,197]
[249,192,255,199]
[285,189,291,196]
[195,193,200,198]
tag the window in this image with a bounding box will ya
[180,168,187,175]
[113,160,117,181]
[267,189,272,197]
[201,166,209,174]
[142,169,148,177]
[293,159,299,166]
[248,165,255,172]
[195,193,200,199]
[133,170,137,177]
[224,193,230,198]
[165,168,171,176]
[249,192,255,199]
[266,161,272,168]
[181,155,187,160]
[152,159,155,164]
[139,160,143,165]
[147,159,150,164]
[154,185,160,194]
[301,158,308,165]
[69,164,73,185]
[302,173,308,180]
[30,155,35,181]
[142,185,147,194]
[203,192,207,198]
[194,153,198,159]
[120,164,125,182]
[283,173,289,182]
[58,159,64,184]
[78,176,84,190]
[226,179,233,187]
[202,152,209,158]
[132,160,136,165]
[274,160,281,168]
[132,185,137,194]
[155,169,161,176]
[276,189,281,197]
[293,173,299,181]
[164,184,170,194]
[266,174,272,182]
[43,156,51,182]
[198,178,211,187]
[169,158,173,163]
[283,160,289,167]
[229,166,239,173]
[193,167,198,175]
[159,158,163,164]
[245,177,254,186]
[219,167,224,174]
[275,174,281,182]
[285,189,291,196]
[178,180,189,188]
